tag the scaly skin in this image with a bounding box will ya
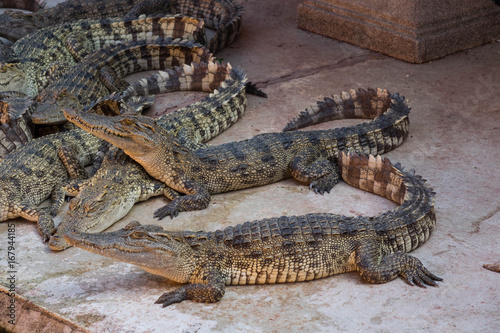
[65,88,411,219]
[0,128,102,239]
[31,38,213,125]
[0,0,243,46]
[1,41,218,241]
[0,0,170,42]
[0,15,206,97]
[64,152,441,306]
[49,62,249,251]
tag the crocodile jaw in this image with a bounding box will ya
[64,222,195,283]
[64,109,161,157]
[49,193,139,251]
[0,64,27,94]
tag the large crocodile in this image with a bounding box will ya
[49,61,252,250]
[0,0,171,42]
[64,151,441,306]
[30,38,213,125]
[65,88,411,219]
[0,0,243,49]
[0,41,217,240]
[0,15,205,97]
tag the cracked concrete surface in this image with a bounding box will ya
[1,0,499,332]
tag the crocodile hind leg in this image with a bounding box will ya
[155,270,226,306]
[355,238,442,287]
[98,66,131,92]
[290,147,340,194]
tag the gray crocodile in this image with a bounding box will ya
[65,88,410,219]
[64,151,441,306]
[49,61,253,250]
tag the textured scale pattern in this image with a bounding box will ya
[65,152,441,306]
[0,0,243,46]
[0,128,102,237]
[66,88,410,219]
[48,62,249,251]
[31,38,213,125]
[0,15,206,96]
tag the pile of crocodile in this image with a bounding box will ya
[0,0,446,309]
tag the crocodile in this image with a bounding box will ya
[49,61,251,251]
[0,15,206,97]
[30,38,214,125]
[0,126,102,239]
[0,0,243,47]
[65,88,410,220]
[0,0,171,42]
[0,41,219,240]
[64,151,441,306]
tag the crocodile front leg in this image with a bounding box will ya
[290,147,341,194]
[155,269,226,306]
[154,179,211,219]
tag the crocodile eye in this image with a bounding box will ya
[69,197,81,210]
[119,118,135,126]
[124,221,141,230]
[130,231,149,239]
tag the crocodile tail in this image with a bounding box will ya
[0,0,46,11]
[283,88,399,131]
[122,61,233,97]
[173,0,244,53]
[339,151,437,252]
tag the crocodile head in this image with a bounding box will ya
[0,63,28,94]
[0,10,39,42]
[64,109,183,178]
[49,188,139,251]
[32,89,81,125]
[64,221,196,283]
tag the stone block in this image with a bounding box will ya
[297,0,500,63]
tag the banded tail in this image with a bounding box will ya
[283,88,403,131]
[339,151,437,253]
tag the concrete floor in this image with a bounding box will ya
[1,0,500,332]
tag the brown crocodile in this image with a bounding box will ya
[30,38,214,125]
[49,61,251,251]
[0,41,218,240]
[0,0,170,42]
[65,88,410,220]
[0,15,206,97]
[0,0,243,50]
[64,151,441,306]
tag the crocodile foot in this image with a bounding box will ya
[309,173,340,195]
[153,204,180,220]
[400,256,443,287]
[155,288,188,307]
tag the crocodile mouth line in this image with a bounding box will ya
[64,110,131,139]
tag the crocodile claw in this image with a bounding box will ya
[155,288,188,307]
[154,204,180,220]
[401,258,442,287]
